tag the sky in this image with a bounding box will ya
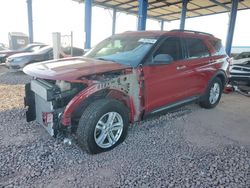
[0,0,250,49]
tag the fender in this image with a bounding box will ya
[210,69,227,87]
[61,84,99,126]
[61,70,142,126]
[61,85,137,126]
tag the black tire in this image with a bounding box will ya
[199,77,222,109]
[76,98,129,154]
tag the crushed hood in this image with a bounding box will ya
[23,57,130,81]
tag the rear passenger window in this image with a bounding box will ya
[185,38,210,58]
[210,40,225,55]
[154,37,183,61]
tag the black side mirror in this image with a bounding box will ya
[153,54,173,64]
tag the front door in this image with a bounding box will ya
[143,37,194,113]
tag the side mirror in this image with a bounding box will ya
[153,54,173,64]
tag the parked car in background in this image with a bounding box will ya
[6,46,55,70]
[62,46,84,56]
[23,30,229,154]
[0,43,47,63]
[6,46,85,70]
[232,52,250,65]
[0,46,8,51]
[229,51,250,87]
[230,61,250,86]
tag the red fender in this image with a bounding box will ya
[61,85,99,125]
[61,85,136,126]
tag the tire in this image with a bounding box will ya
[199,77,222,109]
[76,98,129,154]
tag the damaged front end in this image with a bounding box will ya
[23,58,143,139]
[24,78,86,137]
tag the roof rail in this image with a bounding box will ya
[170,29,214,37]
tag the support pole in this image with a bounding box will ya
[85,0,92,49]
[112,9,117,35]
[180,0,188,30]
[27,0,33,43]
[52,32,61,60]
[137,0,148,31]
[225,0,239,56]
[160,20,164,31]
[210,0,230,10]
[70,31,73,56]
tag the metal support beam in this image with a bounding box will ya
[27,0,33,43]
[180,0,188,30]
[160,20,164,31]
[112,9,117,35]
[154,1,233,19]
[226,0,239,55]
[85,0,92,49]
[210,0,230,10]
[137,0,148,31]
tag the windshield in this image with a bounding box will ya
[0,46,7,51]
[85,35,159,67]
[18,44,45,52]
[36,46,52,54]
[18,44,37,52]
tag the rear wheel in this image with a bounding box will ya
[199,77,222,109]
[76,99,129,154]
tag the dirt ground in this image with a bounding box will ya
[0,64,249,187]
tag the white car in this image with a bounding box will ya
[232,52,250,65]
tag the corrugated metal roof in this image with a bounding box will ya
[76,0,250,21]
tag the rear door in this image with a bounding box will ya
[182,37,211,95]
[143,37,196,113]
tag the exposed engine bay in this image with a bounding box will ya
[25,79,87,136]
[24,68,141,137]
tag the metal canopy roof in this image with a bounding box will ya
[84,0,250,21]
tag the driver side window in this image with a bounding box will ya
[154,37,183,62]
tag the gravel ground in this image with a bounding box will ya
[0,65,250,188]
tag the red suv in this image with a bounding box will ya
[24,30,229,154]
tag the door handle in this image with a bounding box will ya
[176,65,186,70]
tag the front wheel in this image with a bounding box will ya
[199,77,222,109]
[76,99,129,154]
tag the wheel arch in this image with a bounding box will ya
[62,86,134,127]
[200,70,227,101]
[208,70,227,90]
[71,89,131,119]
[215,70,227,88]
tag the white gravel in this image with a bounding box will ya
[0,67,249,187]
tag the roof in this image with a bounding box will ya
[76,0,250,21]
[116,29,218,39]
